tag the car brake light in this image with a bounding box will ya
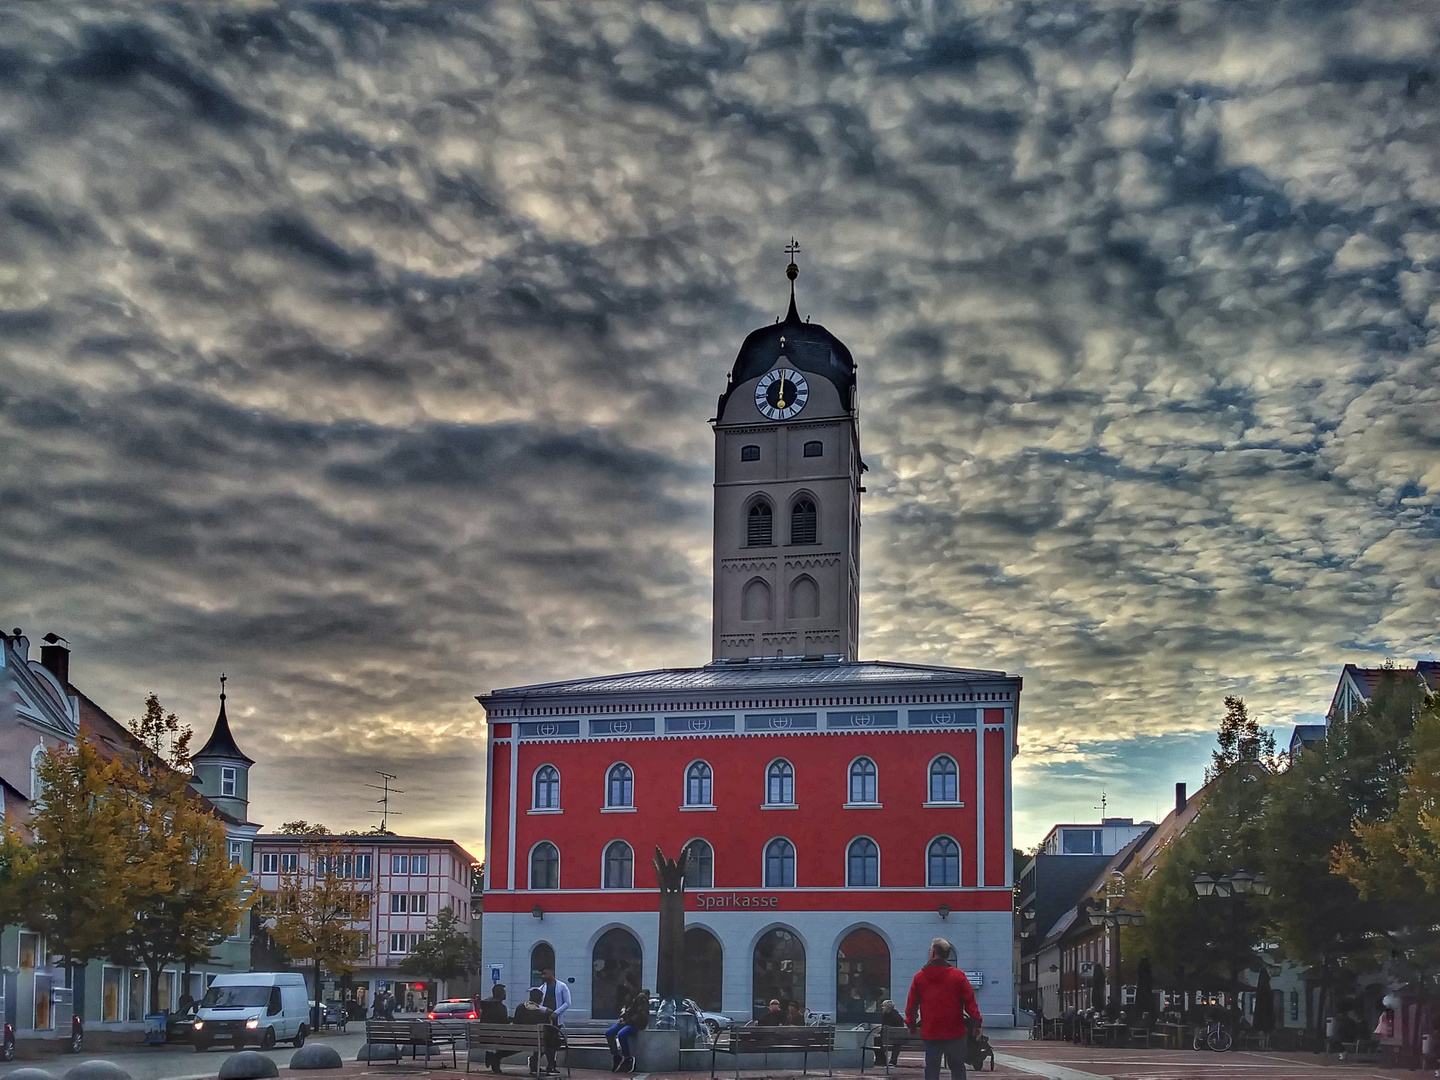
[427,1013,436,1019]
[468,1013,477,1019]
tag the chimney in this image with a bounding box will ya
[39,636,70,685]
[1175,782,1187,817]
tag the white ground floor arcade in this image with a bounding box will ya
[480,907,1015,1027]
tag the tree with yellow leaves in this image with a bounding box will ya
[264,839,372,1021]
[1332,691,1440,986]
[109,694,254,1013]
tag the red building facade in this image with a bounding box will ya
[479,268,1021,1024]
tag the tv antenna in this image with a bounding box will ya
[366,771,403,833]
[1095,790,1108,818]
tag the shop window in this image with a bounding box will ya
[127,970,148,1026]
[683,926,724,1011]
[592,927,643,1020]
[837,928,891,1024]
[102,967,123,1022]
[752,927,805,1020]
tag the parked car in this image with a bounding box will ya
[427,999,479,1020]
[166,1004,199,1043]
[648,997,734,1041]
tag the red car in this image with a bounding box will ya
[427,999,478,1020]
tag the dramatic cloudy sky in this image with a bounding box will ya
[3,1,1438,857]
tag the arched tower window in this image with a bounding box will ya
[534,765,560,809]
[741,578,772,622]
[928,836,960,887]
[790,576,819,620]
[603,840,634,888]
[606,763,634,808]
[530,842,559,889]
[847,837,880,886]
[929,756,959,803]
[747,502,773,546]
[849,757,877,804]
[685,761,713,806]
[764,838,796,887]
[31,744,46,803]
[741,445,760,461]
[790,499,817,544]
[766,759,795,805]
[803,441,823,457]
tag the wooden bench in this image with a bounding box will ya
[860,1027,923,1075]
[465,1022,551,1074]
[709,1025,835,1079]
[364,1019,464,1067]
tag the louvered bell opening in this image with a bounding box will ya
[748,503,773,546]
[791,500,817,544]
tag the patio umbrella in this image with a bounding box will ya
[1091,963,1106,1013]
[1135,958,1155,1022]
[1252,967,1275,1033]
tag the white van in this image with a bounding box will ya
[192,972,310,1051]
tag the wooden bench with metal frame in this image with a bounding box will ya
[860,1026,924,1076]
[464,1022,553,1075]
[364,1020,435,1066]
[708,1025,836,1079]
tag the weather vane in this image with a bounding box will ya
[220,672,227,701]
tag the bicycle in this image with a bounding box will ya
[805,1010,833,1026]
[1193,1018,1233,1052]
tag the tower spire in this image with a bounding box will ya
[784,237,801,322]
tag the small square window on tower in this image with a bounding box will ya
[221,766,237,797]
[741,445,760,461]
[803,440,822,457]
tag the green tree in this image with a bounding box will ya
[1261,674,1425,1034]
[1129,698,1274,1008]
[400,906,480,993]
[265,840,371,1018]
[25,739,134,977]
[0,824,35,927]
[1333,690,1440,995]
[109,695,253,1012]
[278,821,331,836]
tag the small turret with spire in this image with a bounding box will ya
[190,674,254,821]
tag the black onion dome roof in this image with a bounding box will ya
[194,696,254,765]
[717,293,856,419]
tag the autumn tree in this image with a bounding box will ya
[109,695,253,1012]
[1333,690,1440,993]
[399,907,480,994]
[1260,672,1426,1034]
[265,840,372,1018]
[0,824,35,928]
[25,739,134,979]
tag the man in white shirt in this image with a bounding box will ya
[539,968,571,1026]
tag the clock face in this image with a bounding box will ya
[755,367,809,420]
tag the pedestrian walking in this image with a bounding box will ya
[904,937,982,1080]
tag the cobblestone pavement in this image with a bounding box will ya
[996,1042,1424,1079]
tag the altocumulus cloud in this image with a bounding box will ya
[1,1,1438,852]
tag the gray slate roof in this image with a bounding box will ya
[484,659,1013,699]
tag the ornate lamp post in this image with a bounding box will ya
[1086,872,1145,1018]
[1191,871,1271,1017]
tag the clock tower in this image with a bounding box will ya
[712,252,863,661]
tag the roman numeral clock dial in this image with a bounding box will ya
[755,367,809,420]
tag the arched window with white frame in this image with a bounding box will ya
[534,765,560,810]
[684,839,714,888]
[849,757,878,804]
[530,841,559,890]
[603,840,634,889]
[606,763,634,808]
[928,836,960,887]
[685,761,713,807]
[764,838,795,887]
[766,759,795,806]
[847,836,880,887]
[929,755,959,803]
[31,744,46,803]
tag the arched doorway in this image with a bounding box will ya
[836,928,890,1023]
[529,942,555,991]
[683,927,723,1011]
[592,927,643,1020]
[752,927,805,1019]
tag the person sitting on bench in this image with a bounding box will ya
[876,1000,906,1066]
[513,989,558,1076]
[479,985,510,1074]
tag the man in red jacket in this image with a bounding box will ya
[904,938,982,1080]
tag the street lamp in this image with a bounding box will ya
[1193,873,1217,897]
